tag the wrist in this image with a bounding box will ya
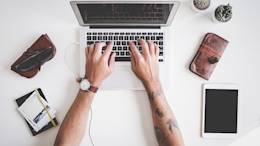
[143,80,161,92]
[79,78,99,93]
[78,90,95,101]
[90,80,101,88]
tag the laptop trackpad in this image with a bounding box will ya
[100,66,144,90]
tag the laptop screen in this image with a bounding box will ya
[76,4,174,25]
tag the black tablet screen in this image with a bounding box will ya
[205,89,238,133]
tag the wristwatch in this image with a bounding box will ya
[80,79,98,93]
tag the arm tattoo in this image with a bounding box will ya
[148,88,162,101]
[154,126,167,145]
[155,108,164,118]
[166,119,179,133]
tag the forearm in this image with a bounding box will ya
[54,90,94,146]
[144,81,184,146]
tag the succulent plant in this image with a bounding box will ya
[193,0,210,10]
[215,4,232,22]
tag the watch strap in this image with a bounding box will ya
[88,85,98,93]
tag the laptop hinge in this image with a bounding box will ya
[90,25,161,29]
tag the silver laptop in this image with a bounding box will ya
[70,1,180,90]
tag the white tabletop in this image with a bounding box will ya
[0,0,260,146]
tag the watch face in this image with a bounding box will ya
[80,79,90,91]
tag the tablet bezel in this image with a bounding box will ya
[202,83,239,139]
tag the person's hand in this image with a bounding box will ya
[85,42,116,87]
[129,39,160,88]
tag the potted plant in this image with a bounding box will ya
[191,0,211,12]
[213,4,232,23]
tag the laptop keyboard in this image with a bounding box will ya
[86,32,164,62]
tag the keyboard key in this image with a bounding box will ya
[159,52,163,56]
[103,36,107,40]
[118,46,122,50]
[120,52,125,56]
[123,46,127,50]
[122,41,126,45]
[126,51,130,56]
[117,41,121,45]
[124,36,128,40]
[116,52,120,56]
[156,36,163,40]
[114,36,118,40]
[87,41,94,45]
[159,41,163,45]
[87,36,91,40]
[93,36,97,40]
[151,36,155,40]
[159,59,164,62]
[119,36,123,40]
[115,57,131,61]
[108,36,112,40]
[98,32,102,35]
[106,41,110,45]
[146,36,150,40]
[130,36,134,40]
[98,36,102,40]
[113,47,116,50]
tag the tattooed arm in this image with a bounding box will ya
[129,39,184,146]
[145,82,184,146]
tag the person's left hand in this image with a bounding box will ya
[85,42,116,87]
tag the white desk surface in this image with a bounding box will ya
[0,0,260,146]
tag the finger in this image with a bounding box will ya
[139,39,150,58]
[103,42,113,61]
[93,42,106,56]
[129,50,136,65]
[109,52,116,71]
[85,47,88,56]
[154,43,160,57]
[147,40,155,56]
[129,41,141,60]
[87,44,94,58]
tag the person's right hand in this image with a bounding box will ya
[129,39,160,88]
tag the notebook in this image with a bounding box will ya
[15,88,58,136]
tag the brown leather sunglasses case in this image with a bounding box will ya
[11,34,56,78]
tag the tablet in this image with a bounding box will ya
[202,84,239,138]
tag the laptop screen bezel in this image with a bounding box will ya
[70,1,180,27]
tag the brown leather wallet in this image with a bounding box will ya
[11,34,56,78]
[189,33,229,80]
